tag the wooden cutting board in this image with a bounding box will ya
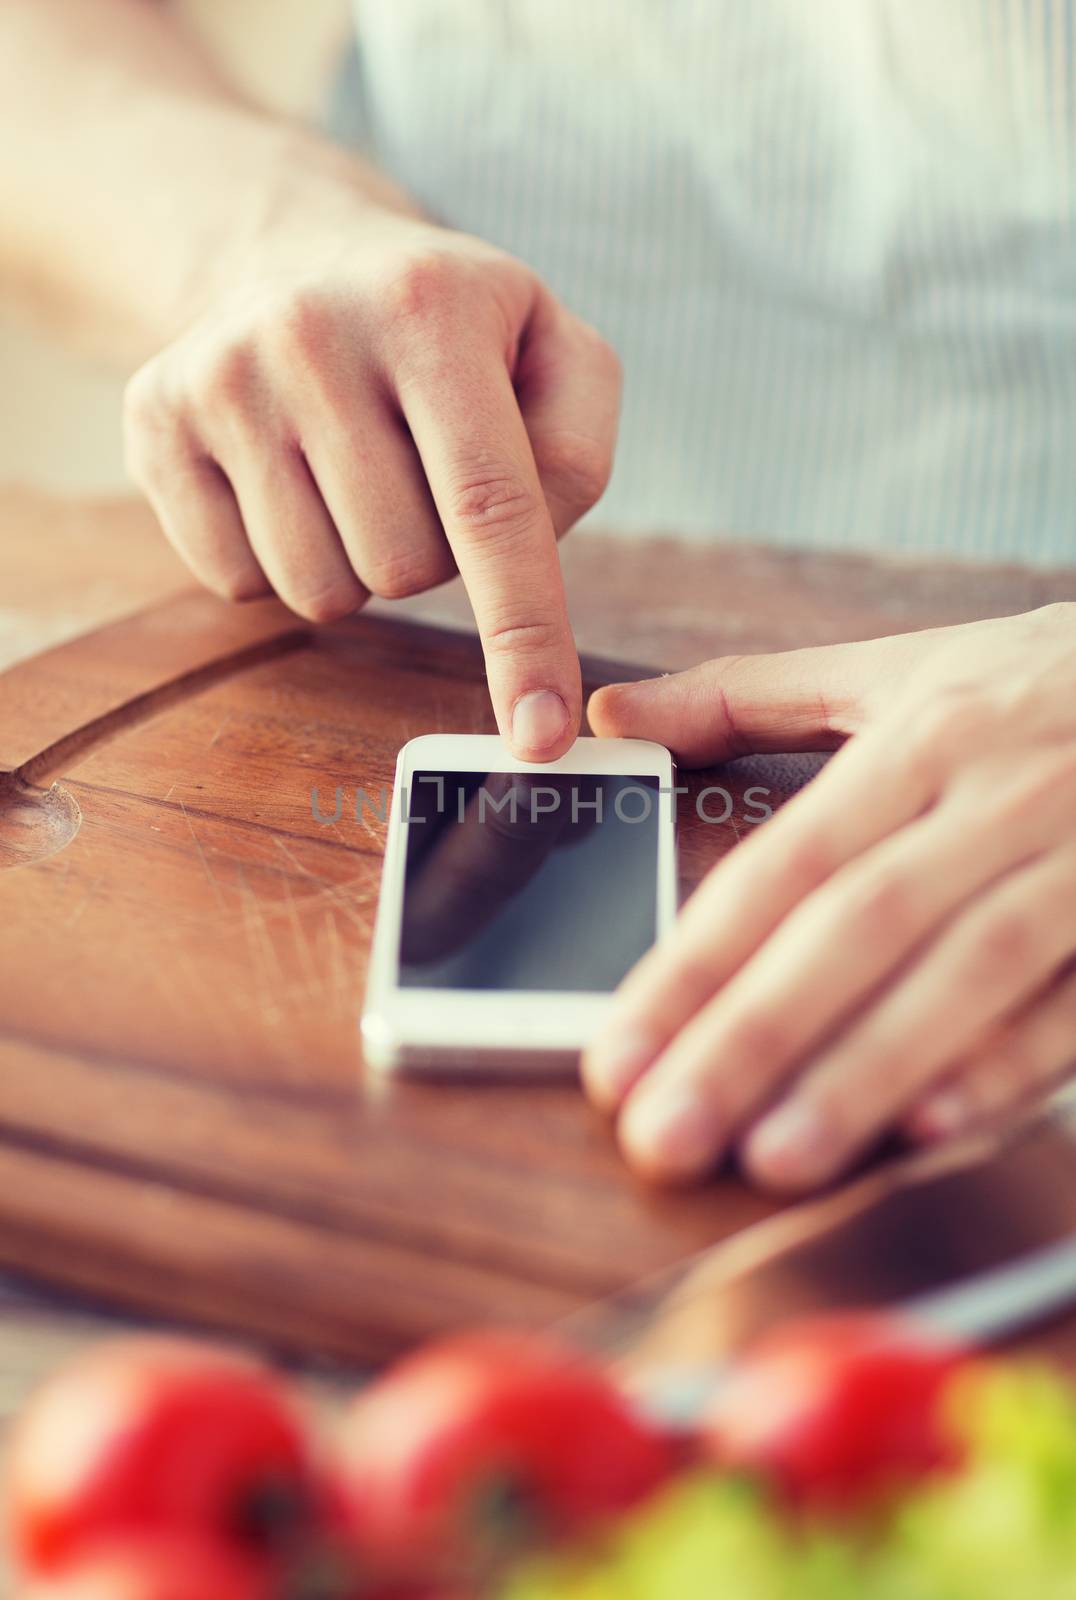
[2,492,1074,1367]
[0,588,814,1363]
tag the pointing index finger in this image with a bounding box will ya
[399,345,580,760]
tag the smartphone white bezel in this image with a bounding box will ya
[361,733,678,1074]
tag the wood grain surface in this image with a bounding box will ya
[1,489,1074,1372]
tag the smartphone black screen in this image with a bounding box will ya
[398,771,662,992]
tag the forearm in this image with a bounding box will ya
[0,0,418,365]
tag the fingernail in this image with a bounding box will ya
[745,1099,831,1186]
[511,690,570,756]
[584,1026,660,1110]
[620,1083,721,1181]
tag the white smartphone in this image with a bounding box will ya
[362,734,678,1073]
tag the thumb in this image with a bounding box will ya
[587,641,889,766]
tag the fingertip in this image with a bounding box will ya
[586,682,625,736]
[509,688,575,761]
[580,1024,657,1114]
[587,680,656,738]
[617,1080,722,1185]
[740,1100,835,1195]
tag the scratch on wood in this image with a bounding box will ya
[276,867,323,998]
[235,861,287,1019]
[178,799,225,910]
[207,712,233,750]
[321,906,349,999]
[64,874,101,929]
[270,836,370,932]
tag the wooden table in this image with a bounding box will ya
[1,486,1074,1422]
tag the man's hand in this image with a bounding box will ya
[124,218,619,760]
[1,0,618,759]
[583,604,1076,1191]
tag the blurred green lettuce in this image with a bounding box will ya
[500,1365,1076,1600]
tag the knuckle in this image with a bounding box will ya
[779,832,836,898]
[987,750,1076,830]
[192,340,259,419]
[987,768,1048,830]
[122,366,175,479]
[589,327,623,388]
[843,868,916,947]
[210,567,269,604]
[536,429,613,511]
[481,615,565,661]
[283,578,362,624]
[363,546,448,601]
[697,656,751,757]
[271,289,334,370]
[569,316,623,387]
[721,1009,791,1066]
[122,364,165,436]
[973,909,1035,978]
[656,949,720,1009]
[447,467,544,545]
[909,683,991,771]
[381,252,463,342]
[643,947,717,1011]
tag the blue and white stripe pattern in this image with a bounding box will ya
[340,1,1076,565]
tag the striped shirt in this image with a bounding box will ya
[338,1,1076,565]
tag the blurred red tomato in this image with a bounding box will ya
[14,1534,269,1600]
[702,1312,971,1511]
[6,1339,317,1577]
[332,1331,674,1577]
